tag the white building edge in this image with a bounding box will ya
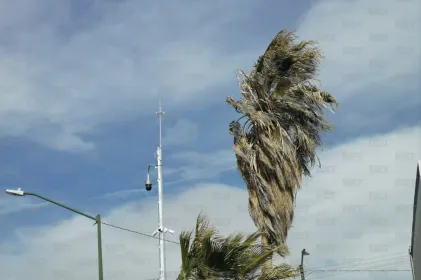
[410,160,421,280]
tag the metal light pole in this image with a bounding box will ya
[5,188,104,280]
[144,102,174,280]
[300,248,310,280]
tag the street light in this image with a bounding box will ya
[5,188,104,280]
[300,249,310,280]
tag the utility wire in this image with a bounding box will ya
[99,220,412,280]
[305,251,407,270]
[306,254,408,272]
[98,221,412,278]
[99,221,413,270]
[100,221,180,245]
[100,221,305,249]
[311,269,410,272]
[306,259,410,280]
[101,221,278,248]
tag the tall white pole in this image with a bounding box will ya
[156,101,166,280]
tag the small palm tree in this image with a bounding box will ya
[226,29,338,260]
[177,213,298,280]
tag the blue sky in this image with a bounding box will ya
[0,0,420,279]
[0,0,310,223]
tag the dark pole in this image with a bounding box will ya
[23,192,104,280]
[96,215,104,280]
[300,249,309,280]
[300,265,305,280]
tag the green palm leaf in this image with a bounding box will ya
[177,214,297,279]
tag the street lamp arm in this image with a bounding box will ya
[148,164,155,173]
[24,192,96,221]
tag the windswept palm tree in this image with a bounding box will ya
[226,30,338,258]
[177,213,297,280]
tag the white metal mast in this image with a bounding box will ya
[145,102,174,280]
[150,101,173,280]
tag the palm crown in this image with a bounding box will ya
[227,29,338,249]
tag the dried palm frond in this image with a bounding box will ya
[227,29,338,251]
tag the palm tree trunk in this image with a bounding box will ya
[261,233,273,273]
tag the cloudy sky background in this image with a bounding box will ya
[0,0,420,279]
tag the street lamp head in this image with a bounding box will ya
[5,188,25,196]
[302,249,310,256]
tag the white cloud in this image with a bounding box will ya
[298,0,420,95]
[94,148,233,201]
[296,0,421,132]
[1,0,418,151]
[0,193,49,215]
[163,119,199,147]
[95,189,150,200]
[286,125,421,279]
[1,125,420,279]
[169,149,236,181]
[0,0,258,151]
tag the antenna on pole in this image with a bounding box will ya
[157,100,165,149]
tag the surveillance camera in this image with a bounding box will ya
[145,173,152,191]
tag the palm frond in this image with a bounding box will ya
[178,214,295,279]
